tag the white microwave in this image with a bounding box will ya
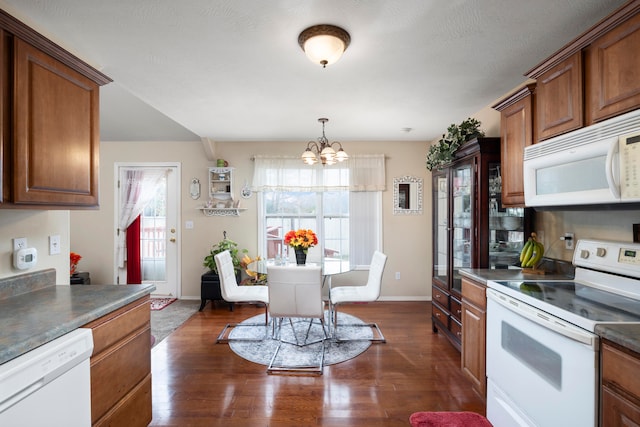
[523,109,640,207]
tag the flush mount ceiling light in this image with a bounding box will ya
[301,118,349,165]
[298,24,351,68]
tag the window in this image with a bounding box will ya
[253,155,384,268]
[140,182,167,282]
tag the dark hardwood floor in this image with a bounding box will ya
[150,301,485,426]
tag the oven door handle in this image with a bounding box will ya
[487,289,598,348]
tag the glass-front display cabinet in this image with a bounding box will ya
[431,137,530,350]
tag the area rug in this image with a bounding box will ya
[228,311,373,367]
[150,297,177,311]
[150,299,201,347]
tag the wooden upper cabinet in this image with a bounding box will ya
[534,52,583,140]
[585,11,640,124]
[0,10,111,208]
[492,85,535,207]
[13,39,100,206]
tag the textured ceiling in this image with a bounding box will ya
[0,0,629,143]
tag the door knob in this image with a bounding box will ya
[170,228,176,233]
[170,237,176,243]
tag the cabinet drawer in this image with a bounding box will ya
[432,304,448,327]
[602,384,640,426]
[462,278,486,309]
[94,373,152,427]
[450,297,462,322]
[602,342,640,399]
[432,285,449,308]
[84,296,150,355]
[450,317,462,342]
[90,327,151,423]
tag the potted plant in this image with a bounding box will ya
[202,232,247,275]
[426,118,485,171]
[200,231,248,311]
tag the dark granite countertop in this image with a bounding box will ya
[0,271,154,365]
[596,325,640,354]
[459,268,573,284]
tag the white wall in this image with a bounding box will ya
[0,210,69,282]
[70,139,432,300]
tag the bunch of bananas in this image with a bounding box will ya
[520,232,544,268]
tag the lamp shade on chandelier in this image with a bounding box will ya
[298,25,351,68]
[302,118,349,165]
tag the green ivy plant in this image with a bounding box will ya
[425,118,485,171]
[203,231,248,275]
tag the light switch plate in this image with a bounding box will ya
[49,235,61,255]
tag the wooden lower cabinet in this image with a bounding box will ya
[83,295,152,427]
[461,277,487,400]
[601,340,640,426]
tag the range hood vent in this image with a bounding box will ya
[525,109,640,160]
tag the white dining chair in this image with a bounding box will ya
[330,250,388,343]
[266,264,327,374]
[214,250,269,343]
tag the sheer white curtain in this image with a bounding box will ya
[117,168,168,268]
[252,154,384,191]
[252,154,385,266]
[252,155,348,191]
[346,155,385,267]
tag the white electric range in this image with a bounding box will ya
[485,239,640,427]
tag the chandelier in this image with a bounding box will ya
[298,25,351,68]
[301,118,349,165]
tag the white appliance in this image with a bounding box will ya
[486,239,640,427]
[523,108,640,207]
[0,328,94,427]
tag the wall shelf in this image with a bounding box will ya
[198,207,247,217]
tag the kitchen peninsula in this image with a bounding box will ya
[0,268,155,426]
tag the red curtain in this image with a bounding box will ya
[126,215,142,284]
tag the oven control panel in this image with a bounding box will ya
[619,248,640,266]
[574,239,640,279]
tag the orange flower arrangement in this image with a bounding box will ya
[284,229,318,253]
[70,252,82,275]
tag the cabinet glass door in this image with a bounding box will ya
[452,162,472,293]
[433,172,448,287]
[488,163,525,268]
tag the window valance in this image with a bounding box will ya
[252,154,385,192]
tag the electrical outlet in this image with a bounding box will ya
[13,237,27,251]
[395,272,401,280]
[564,232,575,250]
[49,235,61,255]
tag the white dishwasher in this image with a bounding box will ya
[0,328,94,427]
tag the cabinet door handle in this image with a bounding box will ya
[435,312,441,317]
[457,309,462,314]
[435,294,441,298]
